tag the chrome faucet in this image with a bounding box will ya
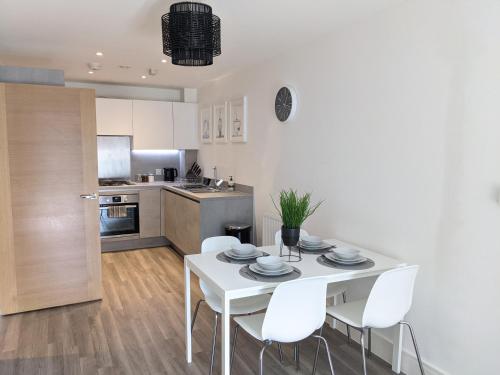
[212,166,223,189]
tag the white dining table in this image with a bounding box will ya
[184,238,407,375]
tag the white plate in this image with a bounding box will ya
[301,235,322,244]
[225,249,261,260]
[299,241,332,250]
[249,263,293,276]
[324,253,367,265]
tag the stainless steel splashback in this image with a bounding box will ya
[97,136,131,179]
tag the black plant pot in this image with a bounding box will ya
[281,226,300,247]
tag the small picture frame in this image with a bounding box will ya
[229,97,247,143]
[213,102,228,143]
[200,106,212,143]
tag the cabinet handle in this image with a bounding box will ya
[80,193,97,200]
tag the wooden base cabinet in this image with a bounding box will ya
[0,83,102,315]
[162,189,200,255]
[162,189,254,255]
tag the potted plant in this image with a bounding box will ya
[272,189,323,247]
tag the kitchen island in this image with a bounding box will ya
[98,182,254,255]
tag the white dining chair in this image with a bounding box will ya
[232,277,335,375]
[314,265,425,375]
[274,229,352,352]
[191,236,272,375]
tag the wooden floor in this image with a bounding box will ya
[0,247,399,375]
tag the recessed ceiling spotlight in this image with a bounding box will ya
[141,75,147,79]
[161,59,167,63]
[88,71,94,74]
[96,51,103,56]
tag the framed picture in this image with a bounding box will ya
[229,97,247,143]
[200,106,212,143]
[213,103,228,143]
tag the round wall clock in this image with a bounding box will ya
[275,85,297,123]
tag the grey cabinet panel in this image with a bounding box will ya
[139,190,161,238]
[200,197,254,243]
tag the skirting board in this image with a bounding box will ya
[330,323,448,375]
[101,237,169,252]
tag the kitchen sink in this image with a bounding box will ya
[177,184,223,193]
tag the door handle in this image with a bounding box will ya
[80,193,97,200]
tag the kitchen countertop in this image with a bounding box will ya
[98,182,252,201]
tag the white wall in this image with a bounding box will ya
[198,1,500,374]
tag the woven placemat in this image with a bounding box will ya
[216,251,269,264]
[316,255,375,270]
[239,265,302,282]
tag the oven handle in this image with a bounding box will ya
[99,205,137,210]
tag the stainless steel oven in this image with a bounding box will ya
[99,194,139,239]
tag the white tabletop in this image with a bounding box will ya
[185,238,406,299]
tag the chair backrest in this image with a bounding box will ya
[362,265,419,328]
[274,229,309,246]
[199,236,241,297]
[261,277,327,343]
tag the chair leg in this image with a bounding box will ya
[360,330,367,375]
[342,292,352,344]
[277,343,284,364]
[400,321,425,375]
[367,328,372,358]
[259,341,272,375]
[192,299,204,332]
[312,325,324,375]
[311,334,335,375]
[230,324,240,372]
[209,313,219,375]
[293,343,300,369]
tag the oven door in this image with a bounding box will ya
[99,203,139,238]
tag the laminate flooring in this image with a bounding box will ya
[0,247,400,375]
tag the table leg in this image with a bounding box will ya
[221,294,231,374]
[184,261,192,363]
[392,323,403,373]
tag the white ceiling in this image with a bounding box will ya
[0,0,401,88]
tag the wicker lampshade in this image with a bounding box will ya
[161,2,221,66]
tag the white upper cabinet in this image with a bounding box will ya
[96,98,133,135]
[173,102,199,150]
[132,100,173,150]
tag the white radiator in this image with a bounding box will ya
[262,213,282,246]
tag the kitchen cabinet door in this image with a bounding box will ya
[173,102,199,149]
[174,194,201,254]
[139,189,161,238]
[162,189,200,254]
[163,189,177,244]
[96,98,133,135]
[133,100,173,150]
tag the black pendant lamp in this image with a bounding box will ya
[161,2,221,66]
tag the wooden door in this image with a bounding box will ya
[0,83,101,315]
[132,100,173,150]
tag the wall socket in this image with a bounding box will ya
[155,169,162,175]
